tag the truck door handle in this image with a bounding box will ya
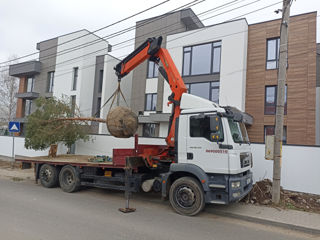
[187,153,193,160]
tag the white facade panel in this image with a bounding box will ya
[99,55,132,134]
[159,122,169,138]
[145,78,158,93]
[163,19,248,113]
[54,30,108,117]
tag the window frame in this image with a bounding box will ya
[47,71,55,93]
[147,60,159,79]
[96,97,101,118]
[182,41,221,77]
[26,77,34,92]
[145,93,157,111]
[72,67,79,91]
[264,85,287,115]
[98,69,103,93]
[266,37,280,70]
[142,123,157,137]
[70,95,76,117]
[185,81,220,103]
[25,99,32,116]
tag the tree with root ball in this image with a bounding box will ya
[24,97,91,156]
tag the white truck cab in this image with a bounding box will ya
[162,94,253,207]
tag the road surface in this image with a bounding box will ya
[0,178,317,240]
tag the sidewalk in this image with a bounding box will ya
[206,202,320,235]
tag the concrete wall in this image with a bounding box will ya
[0,136,67,158]
[164,19,248,113]
[1,134,319,195]
[251,144,320,195]
[54,30,108,117]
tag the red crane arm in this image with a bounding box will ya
[114,37,187,147]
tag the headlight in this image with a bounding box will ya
[231,181,241,188]
[232,192,241,198]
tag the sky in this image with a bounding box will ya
[0,0,319,65]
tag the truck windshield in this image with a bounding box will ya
[228,119,249,144]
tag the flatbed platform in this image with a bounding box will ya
[15,155,113,168]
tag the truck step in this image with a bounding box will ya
[208,184,226,189]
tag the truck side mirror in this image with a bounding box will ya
[209,116,220,133]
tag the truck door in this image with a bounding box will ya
[186,113,229,174]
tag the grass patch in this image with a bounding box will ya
[11,177,24,182]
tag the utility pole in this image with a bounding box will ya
[272,0,291,204]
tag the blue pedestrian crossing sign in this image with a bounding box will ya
[8,121,20,133]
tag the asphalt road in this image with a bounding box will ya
[0,178,317,240]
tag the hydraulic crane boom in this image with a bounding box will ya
[114,36,187,147]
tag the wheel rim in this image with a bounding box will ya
[62,170,74,186]
[175,185,196,208]
[41,168,52,183]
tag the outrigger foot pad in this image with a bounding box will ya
[119,208,136,213]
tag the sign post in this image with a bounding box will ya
[8,121,21,162]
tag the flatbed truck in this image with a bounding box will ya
[16,36,253,216]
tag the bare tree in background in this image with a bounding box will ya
[0,55,19,124]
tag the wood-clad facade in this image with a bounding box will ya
[245,12,317,145]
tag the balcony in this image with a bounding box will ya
[9,61,41,77]
[138,112,171,123]
[15,92,39,100]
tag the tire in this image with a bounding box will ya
[59,165,81,193]
[169,177,205,216]
[39,164,59,188]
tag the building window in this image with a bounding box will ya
[96,97,101,118]
[147,61,158,78]
[145,93,157,111]
[183,41,221,76]
[47,71,54,93]
[264,125,287,144]
[265,85,287,115]
[186,81,219,103]
[72,67,78,90]
[26,77,34,92]
[25,100,32,116]
[71,95,76,117]
[98,70,103,93]
[143,123,156,137]
[266,38,280,69]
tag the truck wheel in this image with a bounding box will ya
[59,165,80,193]
[39,164,59,188]
[169,177,205,216]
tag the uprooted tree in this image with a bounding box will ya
[24,97,103,156]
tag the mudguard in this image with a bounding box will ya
[161,163,209,197]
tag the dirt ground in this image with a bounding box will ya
[242,179,320,214]
[0,160,34,181]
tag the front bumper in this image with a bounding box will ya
[205,170,253,204]
[228,171,253,202]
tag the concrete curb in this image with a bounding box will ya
[206,207,320,235]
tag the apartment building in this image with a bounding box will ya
[132,10,318,145]
[9,29,113,134]
[129,8,204,137]
[246,12,317,145]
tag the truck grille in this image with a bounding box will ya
[240,152,251,168]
